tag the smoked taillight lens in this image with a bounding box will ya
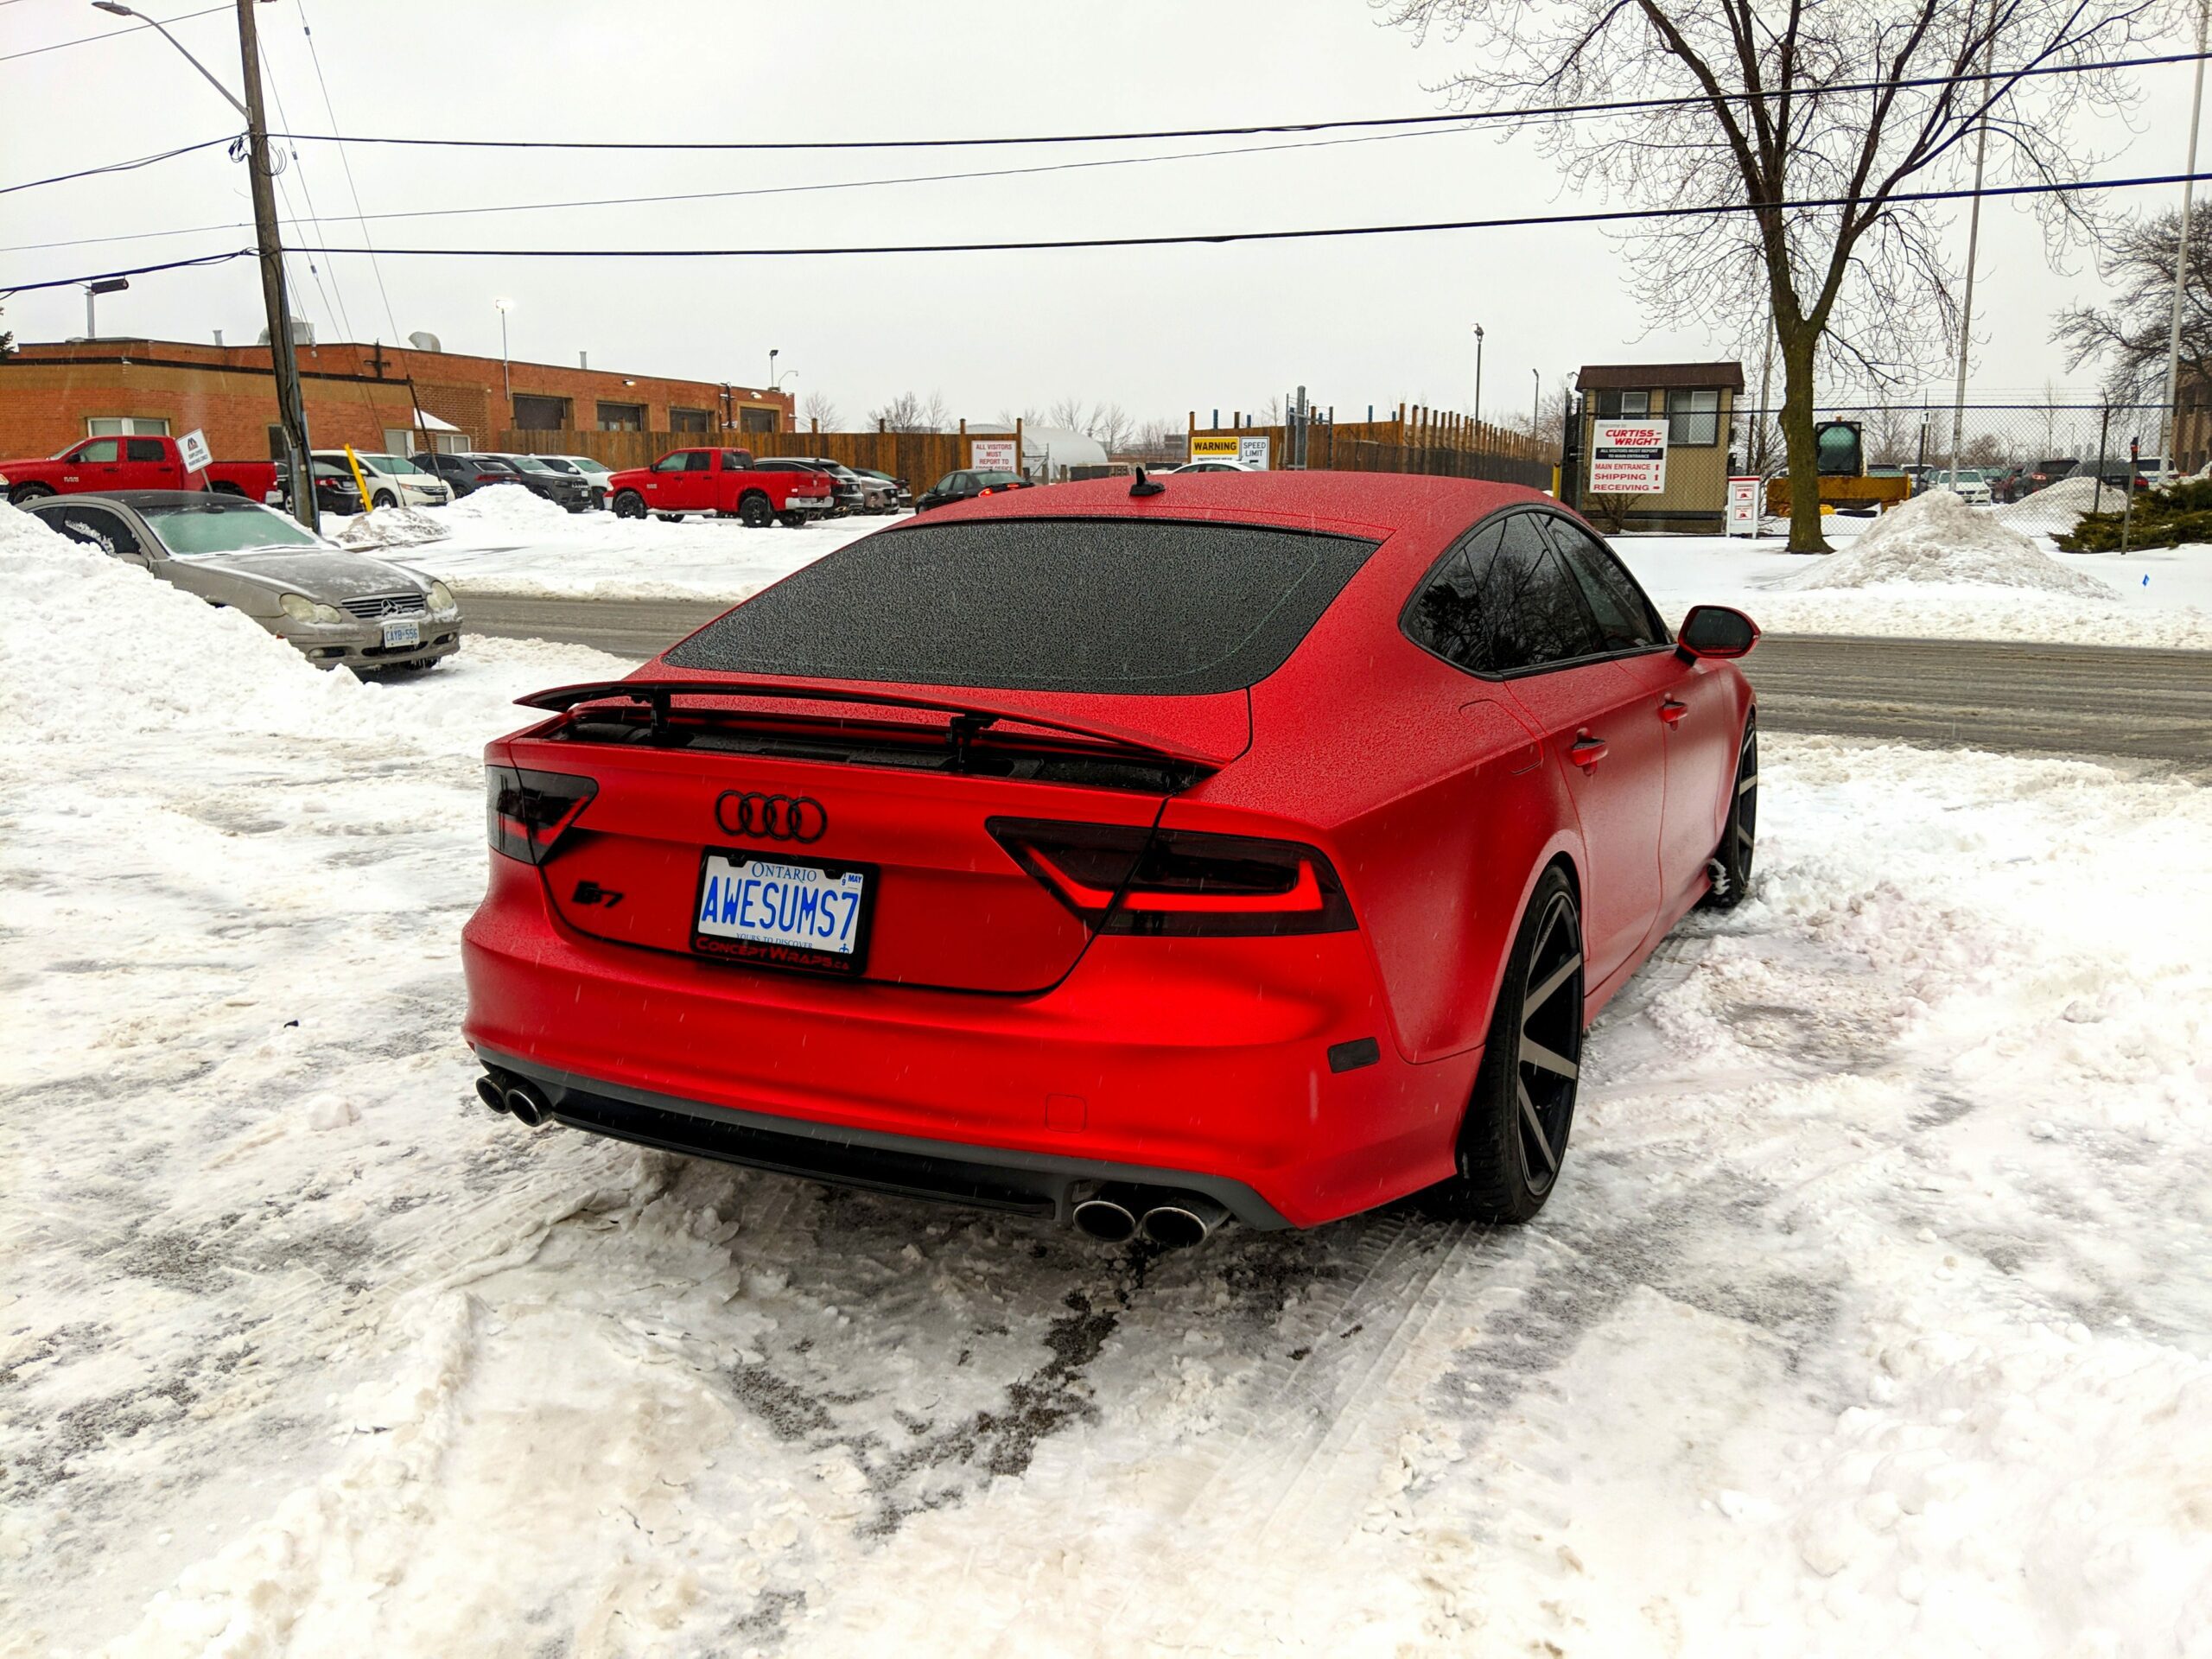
[486,766,598,863]
[988,819,1355,938]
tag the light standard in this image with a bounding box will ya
[93,0,317,529]
[1472,324,1485,427]
[768,347,779,391]
[84,276,129,338]
[494,298,514,401]
[1532,368,1541,442]
[772,366,798,432]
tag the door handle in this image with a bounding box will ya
[1658,698,1689,725]
[1567,734,1609,769]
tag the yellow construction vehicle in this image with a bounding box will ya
[1764,420,1914,517]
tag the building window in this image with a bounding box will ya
[1669,389,1721,447]
[512,393,572,430]
[739,406,778,435]
[596,401,645,431]
[670,406,711,434]
[1591,390,1652,420]
[86,416,170,436]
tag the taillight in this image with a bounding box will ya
[988,819,1355,938]
[486,765,598,863]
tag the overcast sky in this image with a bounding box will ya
[3,0,2204,427]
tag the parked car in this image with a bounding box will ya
[493,454,597,512]
[603,448,836,526]
[804,459,898,513]
[309,456,367,517]
[772,457,869,516]
[1927,468,1994,505]
[3,434,283,506]
[533,454,614,510]
[461,474,1759,1243]
[25,490,461,671]
[1169,460,1258,474]
[851,466,911,510]
[912,468,1033,512]
[2021,458,2080,496]
[411,452,528,498]
[310,449,452,510]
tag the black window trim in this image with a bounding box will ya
[1396,503,1675,683]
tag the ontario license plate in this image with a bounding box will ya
[692,851,871,975]
[381,619,421,648]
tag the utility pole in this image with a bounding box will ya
[1472,324,1485,426]
[2160,0,2210,477]
[1947,0,1998,481]
[233,0,316,529]
[1531,368,1541,441]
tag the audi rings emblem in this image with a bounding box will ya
[716,791,828,843]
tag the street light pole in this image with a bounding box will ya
[768,347,779,394]
[1532,368,1541,441]
[495,299,513,401]
[92,0,315,526]
[84,276,129,338]
[1472,324,1485,426]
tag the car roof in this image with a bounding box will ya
[906,470,1551,532]
[41,490,261,510]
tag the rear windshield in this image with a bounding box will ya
[664,517,1379,695]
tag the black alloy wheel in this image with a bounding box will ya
[1702,718,1758,911]
[613,490,646,519]
[738,493,774,529]
[1423,866,1586,1224]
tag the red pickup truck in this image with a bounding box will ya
[605,448,835,527]
[3,434,283,506]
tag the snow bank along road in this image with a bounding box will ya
[465,593,2212,772]
[7,503,2212,1655]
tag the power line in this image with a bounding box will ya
[270,48,2212,152]
[296,0,402,350]
[13,168,2212,296]
[0,134,235,198]
[0,1,226,63]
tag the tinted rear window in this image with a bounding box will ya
[664,517,1380,695]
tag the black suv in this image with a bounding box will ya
[768,457,866,516]
[493,454,597,512]
[411,452,527,498]
[913,469,1033,512]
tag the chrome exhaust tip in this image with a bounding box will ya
[503,1082,551,1128]
[1140,1194,1230,1249]
[1071,1193,1140,1243]
[475,1075,510,1115]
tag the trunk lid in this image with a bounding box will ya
[510,679,1248,994]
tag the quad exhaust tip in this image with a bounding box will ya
[474,1075,509,1115]
[502,1081,552,1128]
[1073,1185,1229,1248]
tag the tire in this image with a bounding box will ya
[613,490,647,520]
[1422,865,1585,1224]
[655,512,683,524]
[1700,716,1758,912]
[737,492,773,528]
[372,491,397,510]
[9,483,54,505]
[777,512,810,528]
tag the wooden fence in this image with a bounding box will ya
[496,425,1020,487]
[1189,403,1550,489]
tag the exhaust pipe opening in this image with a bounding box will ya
[1071,1193,1139,1243]
[503,1082,551,1128]
[1140,1194,1230,1249]
[475,1075,511,1115]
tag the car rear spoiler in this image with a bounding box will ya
[516,678,1238,767]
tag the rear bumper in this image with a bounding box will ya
[461,857,1472,1229]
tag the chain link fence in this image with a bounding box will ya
[1730,401,2184,534]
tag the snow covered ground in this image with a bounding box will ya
[327,486,890,603]
[332,483,2212,651]
[7,501,2212,1656]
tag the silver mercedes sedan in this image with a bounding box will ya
[26,490,463,671]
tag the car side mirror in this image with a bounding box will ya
[1677,604,1759,660]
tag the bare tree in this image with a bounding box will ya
[1509,374,1576,459]
[869,390,954,433]
[1090,402,1138,453]
[802,390,842,431]
[1046,396,1092,433]
[1131,416,1188,460]
[2053,208,2212,402]
[1381,0,2159,550]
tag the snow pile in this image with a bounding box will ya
[1996,473,2130,535]
[1784,487,2112,596]
[329,505,450,550]
[438,484,576,535]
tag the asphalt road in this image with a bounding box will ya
[466,594,2212,770]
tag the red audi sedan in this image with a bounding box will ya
[462,473,1758,1245]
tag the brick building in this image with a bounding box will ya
[0,337,791,461]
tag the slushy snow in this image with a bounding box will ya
[5,496,2212,1654]
[330,504,449,550]
[1783,487,2113,597]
